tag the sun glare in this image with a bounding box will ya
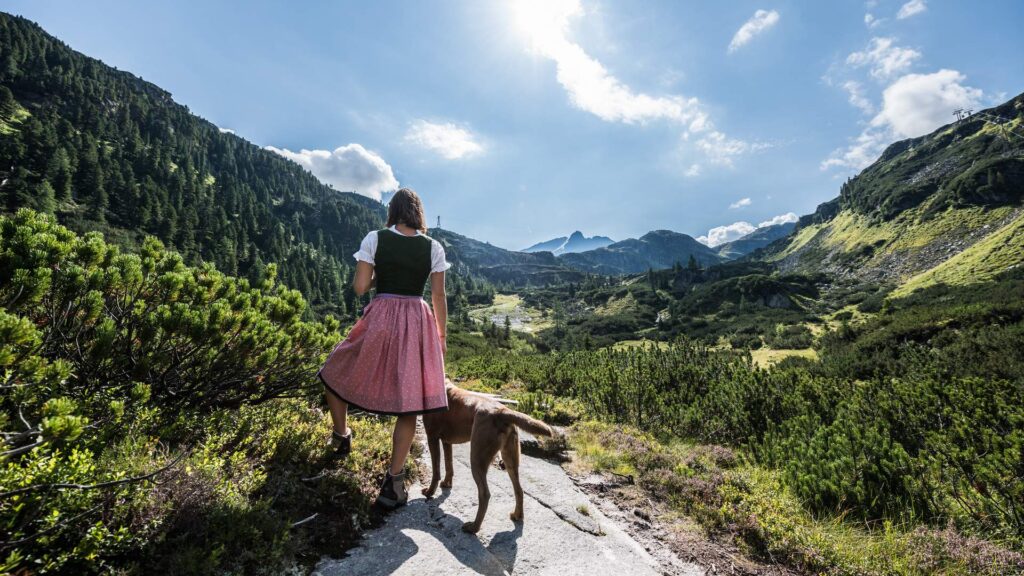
[507,0,581,54]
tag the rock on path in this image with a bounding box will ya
[314,433,704,576]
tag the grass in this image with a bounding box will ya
[748,347,817,368]
[771,205,1024,287]
[820,304,874,333]
[895,209,1024,296]
[0,100,31,135]
[135,398,411,575]
[468,293,553,333]
[566,421,1023,576]
[889,206,1016,251]
[822,210,900,253]
[964,115,1023,142]
[771,221,824,260]
[594,290,638,316]
[611,339,670,350]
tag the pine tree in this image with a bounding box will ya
[35,180,56,213]
[46,147,73,202]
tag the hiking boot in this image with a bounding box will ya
[375,470,408,510]
[329,428,353,459]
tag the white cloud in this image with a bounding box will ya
[729,197,752,209]
[822,69,982,171]
[696,131,771,167]
[697,212,798,247]
[758,212,798,227]
[512,0,708,126]
[864,13,881,28]
[697,221,756,247]
[820,128,890,171]
[728,9,780,54]
[509,0,758,169]
[405,120,485,160]
[843,80,874,114]
[218,127,235,134]
[871,69,982,138]
[897,0,927,19]
[685,163,702,177]
[847,37,921,80]
[266,143,399,200]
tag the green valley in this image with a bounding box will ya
[2,8,1024,576]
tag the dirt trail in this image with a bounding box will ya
[313,432,705,576]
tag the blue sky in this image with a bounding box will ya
[7,0,1023,249]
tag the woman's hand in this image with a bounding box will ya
[439,332,447,357]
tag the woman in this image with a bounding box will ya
[318,187,450,509]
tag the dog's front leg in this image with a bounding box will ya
[440,442,454,488]
[462,439,495,533]
[421,436,442,498]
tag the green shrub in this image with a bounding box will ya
[0,211,394,574]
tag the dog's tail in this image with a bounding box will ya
[499,408,553,437]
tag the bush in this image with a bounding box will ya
[569,421,1024,576]
[454,334,1024,548]
[765,324,813,349]
[0,211,393,574]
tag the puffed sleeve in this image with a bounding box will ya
[430,239,452,273]
[353,231,377,265]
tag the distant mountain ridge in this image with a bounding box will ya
[431,228,588,286]
[559,229,726,275]
[523,231,614,255]
[716,222,797,259]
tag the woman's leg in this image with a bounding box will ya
[325,389,350,436]
[389,415,418,475]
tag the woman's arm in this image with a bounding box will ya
[430,271,447,356]
[352,261,375,296]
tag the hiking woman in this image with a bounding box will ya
[318,187,450,509]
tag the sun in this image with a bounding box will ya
[507,0,581,53]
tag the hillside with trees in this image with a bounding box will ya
[0,13,386,318]
[2,10,1024,576]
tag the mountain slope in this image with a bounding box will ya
[0,12,385,317]
[432,228,588,286]
[523,231,614,255]
[559,229,726,275]
[765,91,1024,287]
[716,222,797,259]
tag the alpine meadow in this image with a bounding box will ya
[1,4,1024,576]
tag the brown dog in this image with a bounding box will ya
[421,382,554,533]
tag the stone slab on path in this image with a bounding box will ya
[314,433,704,576]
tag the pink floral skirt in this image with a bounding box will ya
[318,294,448,416]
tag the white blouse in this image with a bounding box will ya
[353,226,451,273]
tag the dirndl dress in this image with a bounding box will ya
[318,294,448,415]
[318,226,450,416]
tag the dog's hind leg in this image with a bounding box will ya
[440,441,454,488]
[421,436,442,497]
[501,428,524,522]
[462,423,503,533]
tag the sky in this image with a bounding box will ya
[6,0,1023,250]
